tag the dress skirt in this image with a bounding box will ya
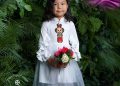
[33,60,85,86]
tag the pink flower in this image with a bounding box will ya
[88,0,120,9]
[54,50,61,57]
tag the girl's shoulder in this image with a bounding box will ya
[42,21,49,25]
[69,21,74,25]
[41,20,51,28]
[68,21,75,28]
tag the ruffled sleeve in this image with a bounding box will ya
[36,22,51,62]
[69,21,82,61]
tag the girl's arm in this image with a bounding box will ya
[36,22,51,62]
[69,21,82,61]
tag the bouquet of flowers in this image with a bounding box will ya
[53,47,74,67]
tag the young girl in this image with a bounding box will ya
[33,0,85,86]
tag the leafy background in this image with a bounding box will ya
[0,0,120,86]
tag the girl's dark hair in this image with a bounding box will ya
[42,0,73,22]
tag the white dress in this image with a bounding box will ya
[33,17,85,86]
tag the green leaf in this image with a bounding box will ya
[0,10,7,18]
[24,4,32,11]
[20,8,24,18]
[8,4,17,10]
[77,15,88,35]
[21,76,29,82]
[88,40,96,54]
[16,0,26,7]
[16,0,32,17]
[88,17,103,32]
[78,22,87,35]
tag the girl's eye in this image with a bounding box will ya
[61,3,65,5]
[54,3,57,6]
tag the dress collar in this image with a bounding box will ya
[53,17,66,23]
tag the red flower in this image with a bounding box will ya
[61,47,69,53]
[54,50,61,57]
[54,47,74,65]
[54,47,69,57]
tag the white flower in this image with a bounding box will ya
[61,53,69,63]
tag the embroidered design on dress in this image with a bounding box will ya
[55,24,64,43]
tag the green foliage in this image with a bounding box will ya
[70,0,120,85]
[16,0,32,17]
[0,0,39,85]
[0,0,120,86]
[88,17,103,32]
[113,81,120,86]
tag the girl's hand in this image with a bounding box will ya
[58,63,68,68]
[47,57,68,68]
[47,57,57,68]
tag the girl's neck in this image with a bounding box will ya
[53,16,65,23]
[56,16,64,20]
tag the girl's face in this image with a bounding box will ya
[53,0,68,19]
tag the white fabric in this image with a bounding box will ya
[33,17,84,86]
[37,17,81,62]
